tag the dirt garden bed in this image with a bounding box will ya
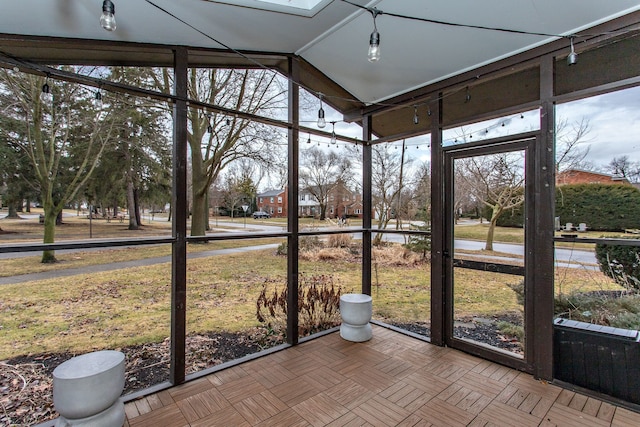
[1,330,272,427]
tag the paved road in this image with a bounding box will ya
[1,221,597,284]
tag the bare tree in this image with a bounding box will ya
[151,68,286,236]
[370,143,413,244]
[459,153,525,251]
[555,117,591,173]
[299,146,351,220]
[608,155,640,182]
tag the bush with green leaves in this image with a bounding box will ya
[403,224,431,259]
[496,183,640,230]
[556,184,640,231]
[595,238,640,290]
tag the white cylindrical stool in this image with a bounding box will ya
[53,350,126,427]
[340,293,373,342]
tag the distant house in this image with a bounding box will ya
[258,184,368,219]
[556,169,631,186]
[256,188,288,218]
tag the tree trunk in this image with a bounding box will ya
[7,203,19,218]
[190,147,208,236]
[204,192,210,231]
[41,205,58,263]
[127,180,139,230]
[134,188,142,226]
[191,188,208,236]
[484,207,502,251]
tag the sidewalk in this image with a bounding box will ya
[0,244,278,285]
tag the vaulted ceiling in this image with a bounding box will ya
[1,0,640,138]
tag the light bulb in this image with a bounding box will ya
[100,0,117,32]
[368,30,380,62]
[413,106,419,125]
[94,90,103,108]
[317,107,326,128]
[567,37,578,66]
[330,128,336,145]
[41,79,52,102]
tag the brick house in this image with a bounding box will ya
[259,184,367,219]
[256,188,288,217]
[556,169,631,186]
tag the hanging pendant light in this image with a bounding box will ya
[330,122,337,145]
[100,0,117,32]
[94,90,103,109]
[567,37,578,66]
[367,9,382,62]
[317,93,326,128]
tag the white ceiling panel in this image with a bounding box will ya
[1,0,639,103]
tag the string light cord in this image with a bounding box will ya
[142,0,520,110]
[145,0,637,113]
[341,0,573,39]
[4,0,636,140]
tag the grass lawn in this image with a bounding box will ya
[0,243,624,359]
[0,212,632,360]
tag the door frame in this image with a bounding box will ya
[442,132,539,373]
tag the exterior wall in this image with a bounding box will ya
[256,188,288,217]
[556,169,630,186]
[259,184,368,219]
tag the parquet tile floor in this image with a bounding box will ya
[124,326,640,426]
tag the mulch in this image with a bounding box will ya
[392,313,524,354]
[1,330,275,427]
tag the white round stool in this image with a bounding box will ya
[53,350,126,427]
[340,293,373,342]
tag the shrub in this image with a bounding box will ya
[508,279,640,329]
[327,233,352,248]
[554,291,640,329]
[497,321,525,343]
[496,183,640,231]
[403,224,431,259]
[595,238,640,290]
[276,236,323,256]
[276,240,287,256]
[256,274,342,339]
[556,184,640,231]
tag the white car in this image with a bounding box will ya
[252,211,270,219]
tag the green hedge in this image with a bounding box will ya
[556,184,640,231]
[496,184,640,231]
[595,238,640,290]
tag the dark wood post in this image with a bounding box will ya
[430,97,445,346]
[170,46,188,385]
[287,57,300,344]
[362,115,373,296]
